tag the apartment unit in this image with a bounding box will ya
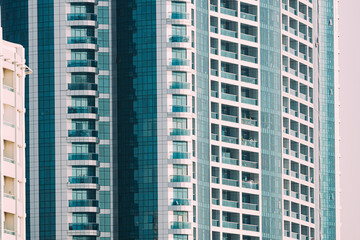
[1,0,339,239]
[0,28,30,239]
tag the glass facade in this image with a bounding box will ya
[1,0,339,239]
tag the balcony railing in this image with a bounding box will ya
[67,36,97,44]
[241,33,257,42]
[221,71,238,80]
[170,105,190,113]
[243,202,259,211]
[69,223,99,231]
[221,50,238,59]
[4,229,15,236]
[169,35,190,43]
[68,129,98,138]
[222,135,239,144]
[169,58,190,66]
[69,199,99,207]
[222,178,239,187]
[170,128,191,136]
[170,81,190,90]
[240,12,257,21]
[68,153,98,161]
[241,75,257,84]
[242,159,258,169]
[170,175,191,182]
[171,198,190,206]
[242,139,258,148]
[222,156,239,165]
[222,221,239,229]
[68,176,98,184]
[67,13,97,21]
[243,223,259,232]
[168,12,190,19]
[221,92,238,102]
[223,199,239,208]
[241,118,258,126]
[67,60,97,68]
[3,157,15,164]
[171,221,191,229]
[242,181,259,189]
[220,7,237,17]
[68,83,98,91]
[241,54,257,63]
[241,96,257,105]
[220,28,238,38]
[4,193,15,200]
[171,152,190,159]
[68,106,98,114]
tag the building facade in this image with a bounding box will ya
[1,0,340,239]
[0,27,29,239]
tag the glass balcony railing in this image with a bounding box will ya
[210,26,218,33]
[171,198,190,206]
[212,219,220,227]
[241,118,258,126]
[211,112,219,119]
[169,58,190,66]
[68,153,98,161]
[242,181,259,189]
[210,4,218,12]
[170,128,191,136]
[3,157,15,164]
[222,221,239,229]
[169,12,189,20]
[221,71,238,80]
[211,155,219,162]
[241,54,257,63]
[221,50,238,59]
[212,198,220,205]
[68,176,98,184]
[243,223,259,232]
[222,135,239,144]
[69,223,99,231]
[221,92,238,102]
[170,81,190,89]
[212,176,220,184]
[210,47,218,55]
[4,229,15,235]
[211,90,218,98]
[68,129,98,137]
[4,193,15,200]
[242,160,258,169]
[170,105,190,113]
[240,12,257,21]
[211,133,219,141]
[69,199,99,207]
[67,36,97,44]
[67,13,97,21]
[211,69,219,76]
[242,139,258,148]
[220,7,237,17]
[171,152,190,159]
[68,83,97,91]
[241,32,257,42]
[171,222,191,229]
[170,175,191,182]
[67,60,97,68]
[3,84,14,92]
[241,75,257,84]
[241,96,258,105]
[169,35,190,43]
[223,199,239,208]
[243,202,259,211]
[221,28,238,38]
[68,106,98,114]
[222,178,239,187]
[222,156,239,166]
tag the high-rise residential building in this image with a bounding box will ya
[0,0,340,239]
[0,26,30,239]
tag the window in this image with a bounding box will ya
[72,190,96,200]
[172,95,187,106]
[99,122,110,139]
[173,141,187,152]
[98,7,109,24]
[174,211,188,222]
[72,119,95,130]
[172,71,187,82]
[172,2,186,12]
[173,164,188,175]
[98,30,109,47]
[72,143,96,153]
[99,99,110,116]
[72,166,96,176]
[72,213,96,223]
[172,48,187,59]
[99,168,110,186]
[173,118,187,129]
[172,25,186,36]
[98,52,109,70]
[174,188,188,199]
[98,75,110,93]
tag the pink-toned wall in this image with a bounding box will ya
[339,1,360,238]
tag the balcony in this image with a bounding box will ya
[221,92,238,102]
[68,130,98,138]
[68,106,98,114]
[169,35,190,43]
[168,12,190,20]
[241,96,257,105]
[240,12,257,21]
[221,71,238,80]
[67,36,97,44]
[222,135,238,144]
[170,175,191,182]
[212,176,220,184]
[171,198,190,206]
[170,105,190,113]
[241,118,258,127]
[242,181,259,190]
[242,139,258,148]
[171,152,190,159]
[222,156,239,166]
[67,60,97,68]
[242,202,259,211]
[221,50,238,59]
[171,221,191,229]
[241,75,257,84]
[69,200,99,207]
[222,178,239,187]
[69,223,99,231]
[222,221,239,229]
[170,128,191,136]
[221,28,238,38]
[68,83,98,91]
[220,7,237,17]
[242,159,258,169]
[223,199,239,208]
[243,223,259,232]
[241,32,257,42]
[68,153,98,161]
[68,176,98,184]
[169,58,190,66]
[241,54,257,64]
[67,13,97,21]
